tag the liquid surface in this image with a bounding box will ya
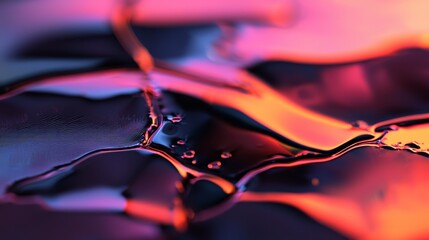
[3,1,429,239]
[2,55,429,239]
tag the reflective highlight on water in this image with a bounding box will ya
[2,0,429,239]
[2,61,429,239]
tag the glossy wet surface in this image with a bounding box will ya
[2,52,429,239]
[3,1,429,239]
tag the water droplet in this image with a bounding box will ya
[177,139,185,145]
[168,114,182,123]
[220,151,232,159]
[191,160,197,165]
[181,150,195,159]
[208,161,222,170]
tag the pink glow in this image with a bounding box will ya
[219,0,429,63]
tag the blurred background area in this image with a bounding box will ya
[2,0,429,123]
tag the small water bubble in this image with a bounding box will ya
[191,160,197,165]
[208,161,222,170]
[220,151,232,159]
[181,150,195,159]
[168,114,182,123]
[177,139,185,145]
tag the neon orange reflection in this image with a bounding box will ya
[241,152,429,239]
[126,199,173,225]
